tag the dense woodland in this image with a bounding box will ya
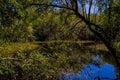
[0,0,120,79]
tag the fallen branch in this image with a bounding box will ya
[1,57,21,61]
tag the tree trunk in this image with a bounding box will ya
[74,10,120,73]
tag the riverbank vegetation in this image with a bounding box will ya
[0,0,120,79]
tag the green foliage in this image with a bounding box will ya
[0,42,39,56]
[0,0,85,42]
[101,2,120,51]
[32,10,82,41]
[0,0,33,42]
[0,41,95,79]
[0,0,120,79]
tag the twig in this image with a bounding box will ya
[1,57,21,61]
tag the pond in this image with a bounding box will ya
[53,55,118,80]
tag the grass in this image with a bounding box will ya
[0,40,108,56]
[0,42,40,56]
[0,40,111,56]
[87,43,108,51]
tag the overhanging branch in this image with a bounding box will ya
[27,2,108,39]
[26,3,74,11]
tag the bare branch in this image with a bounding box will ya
[88,0,93,20]
[26,3,74,11]
[65,0,69,7]
[75,0,78,11]
[74,10,103,31]
[69,20,82,31]
[28,2,106,38]
[1,58,21,61]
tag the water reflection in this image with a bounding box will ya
[57,55,117,80]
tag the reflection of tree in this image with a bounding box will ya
[60,63,116,80]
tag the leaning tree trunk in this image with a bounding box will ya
[74,10,120,74]
[29,0,120,74]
